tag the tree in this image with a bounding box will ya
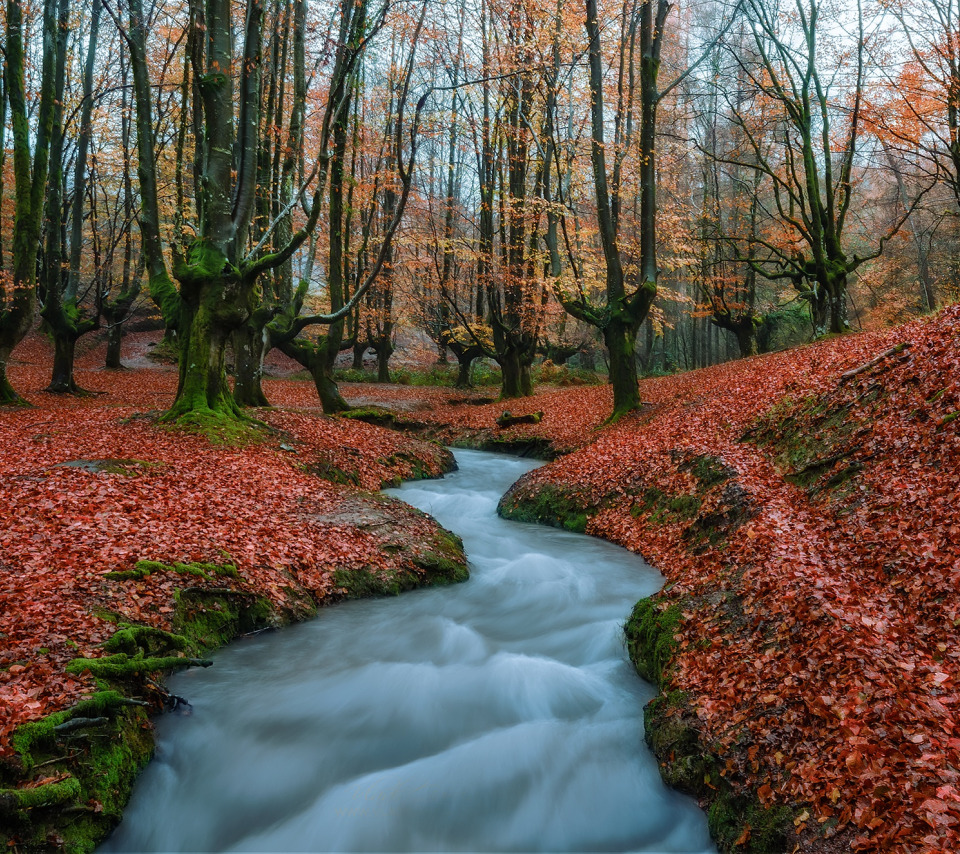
[544,0,734,417]
[720,0,922,335]
[41,0,102,393]
[0,0,62,403]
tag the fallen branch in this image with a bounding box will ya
[496,410,544,428]
[840,342,912,383]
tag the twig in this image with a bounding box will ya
[840,342,912,383]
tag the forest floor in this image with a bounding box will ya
[1,305,959,853]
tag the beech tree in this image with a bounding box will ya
[720,0,924,335]
[0,0,62,403]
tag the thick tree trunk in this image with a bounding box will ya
[48,335,81,393]
[105,320,124,369]
[0,341,25,404]
[605,318,641,416]
[374,335,393,383]
[352,340,367,370]
[456,355,474,388]
[166,270,252,421]
[232,317,271,407]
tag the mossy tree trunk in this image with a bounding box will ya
[0,0,60,404]
[232,308,273,407]
[42,0,99,394]
[541,0,667,420]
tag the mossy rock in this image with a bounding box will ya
[334,527,467,598]
[338,407,398,428]
[642,691,796,853]
[497,482,589,533]
[625,596,682,687]
[54,459,164,477]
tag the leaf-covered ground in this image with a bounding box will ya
[0,333,457,763]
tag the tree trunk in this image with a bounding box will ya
[105,320,124,369]
[166,271,252,421]
[605,318,641,415]
[1,0,60,404]
[735,323,758,357]
[352,340,367,370]
[232,315,271,407]
[455,354,474,388]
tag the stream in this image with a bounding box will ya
[100,449,715,852]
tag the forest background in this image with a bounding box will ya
[0,0,956,415]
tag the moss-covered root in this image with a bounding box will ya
[2,693,154,853]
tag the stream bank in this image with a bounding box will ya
[0,429,467,853]
[98,450,715,853]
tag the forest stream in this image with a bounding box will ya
[99,450,715,852]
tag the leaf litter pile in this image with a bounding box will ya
[2,305,960,852]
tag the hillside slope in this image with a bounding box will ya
[494,306,960,852]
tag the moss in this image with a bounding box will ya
[640,688,796,853]
[113,559,240,583]
[338,406,397,428]
[3,701,154,853]
[377,451,435,484]
[630,487,700,525]
[746,389,883,500]
[171,588,278,653]
[65,652,212,681]
[307,458,361,486]
[102,625,190,656]
[625,597,682,687]
[708,792,795,853]
[335,529,467,598]
[164,409,267,446]
[103,566,152,581]
[414,530,468,584]
[497,483,589,533]
[0,775,81,811]
[12,691,132,769]
[628,600,800,853]
[680,454,734,491]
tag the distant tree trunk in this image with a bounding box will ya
[103,55,142,371]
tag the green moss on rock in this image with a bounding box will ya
[497,482,589,533]
[625,597,681,687]
[627,596,798,853]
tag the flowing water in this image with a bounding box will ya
[100,449,714,853]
